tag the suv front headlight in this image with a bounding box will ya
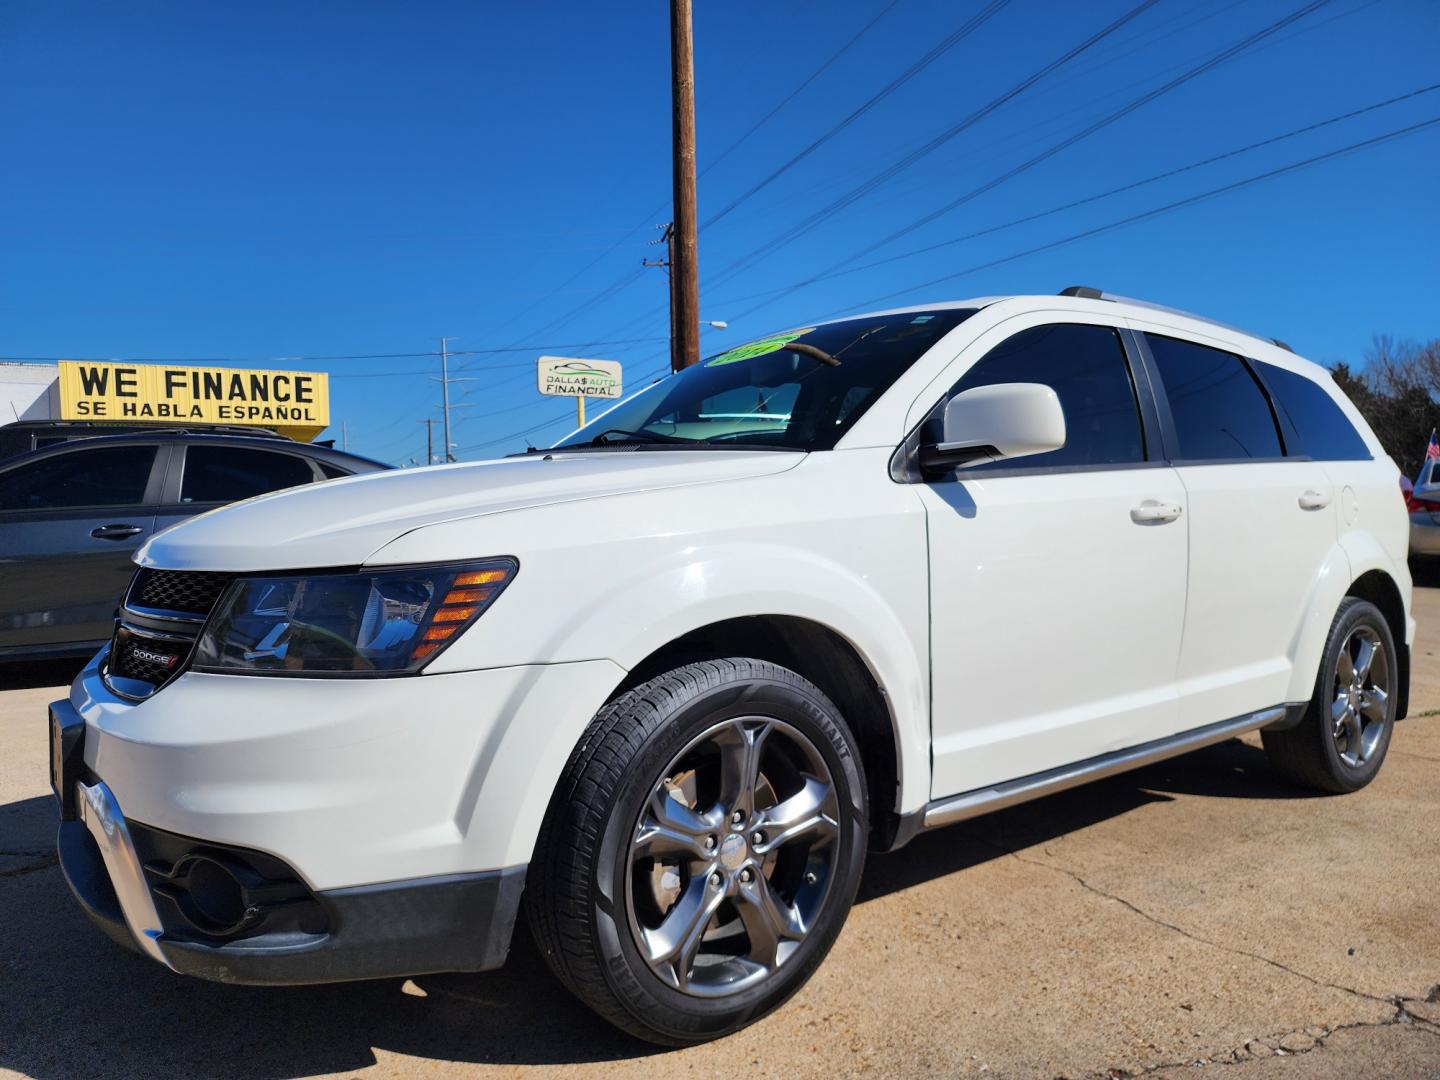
[191,559,517,676]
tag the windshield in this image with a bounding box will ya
[552,309,975,452]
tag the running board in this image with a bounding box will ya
[920,705,1289,832]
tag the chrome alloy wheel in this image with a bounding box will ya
[1331,625,1390,768]
[624,716,841,997]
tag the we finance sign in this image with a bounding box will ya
[58,361,330,440]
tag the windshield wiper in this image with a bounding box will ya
[589,428,692,445]
[520,437,806,456]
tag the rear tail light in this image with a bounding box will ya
[1400,475,1434,513]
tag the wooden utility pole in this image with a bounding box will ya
[669,0,699,371]
[418,417,436,464]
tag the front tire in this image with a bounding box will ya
[1262,597,1396,793]
[526,658,868,1046]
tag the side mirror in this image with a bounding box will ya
[919,382,1066,470]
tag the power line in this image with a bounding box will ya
[453,115,1437,459]
[0,336,668,367]
[451,345,676,454]
[789,0,1336,287]
[830,114,1440,314]
[806,0,1380,224]
[701,0,1170,294]
[700,0,1010,231]
[476,0,1014,356]
[455,411,579,454]
[331,362,533,378]
[716,80,1440,313]
[703,0,904,185]
[465,0,908,360]
[588,0,1379,343]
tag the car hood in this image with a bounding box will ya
[138,450,805,572]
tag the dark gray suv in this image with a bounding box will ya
[0,431,388,662]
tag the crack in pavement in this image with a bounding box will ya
[0,850,58,878]
[1114,1008,1440,1077]
[981,831,1397,1007]
[1391,748,1440,764]
[973,830,1440,1075]
[0,859,57,878]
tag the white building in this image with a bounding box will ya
[1,362,61,423]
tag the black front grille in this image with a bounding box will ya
[130,568,234,615]
[106,566,232,698]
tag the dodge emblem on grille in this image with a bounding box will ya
[131,647,179,668]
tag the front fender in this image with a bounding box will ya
[371,458,933,817]
[542,543,932,817]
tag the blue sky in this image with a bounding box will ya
[2,0,1436,464]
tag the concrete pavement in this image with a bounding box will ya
[1,597,1437,1079]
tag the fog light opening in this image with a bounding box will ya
[176,856,250,935]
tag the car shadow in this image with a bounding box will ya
[859,737,1321,903]
[0,658,85,692]
[1409,557,1440,589]
[0,737,1323,1076]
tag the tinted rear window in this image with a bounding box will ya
[0,445,156,510]
[181,446,316,503]
[1147,334,1281,461]
[1255,361,1370,461]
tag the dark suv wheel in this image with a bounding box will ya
[525,658,868,1046]
[1262,597,1397,793]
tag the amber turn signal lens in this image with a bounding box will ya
[454,569,508,586]
[442,587,494,606]
[407,561,515,665]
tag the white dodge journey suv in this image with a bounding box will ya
[51,288,1413,1045]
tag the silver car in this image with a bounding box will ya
[1407,463,1440,559]
[0,430,388,664]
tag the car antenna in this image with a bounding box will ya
[781,342,841,367]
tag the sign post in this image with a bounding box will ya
[537,357,623,432]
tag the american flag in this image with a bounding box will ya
[1428,429,1440,463]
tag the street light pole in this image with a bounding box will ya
[669,0,700,372]
[439,336,454,462]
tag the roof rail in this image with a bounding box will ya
[1057,286,1293,353]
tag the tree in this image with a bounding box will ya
[1329,337,1440,478]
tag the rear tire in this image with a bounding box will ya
[1262,597,1396,793]
[526,658,868,1046]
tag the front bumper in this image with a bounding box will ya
[64,647,623,887]
[53,698,526,984]
[52,648,624,983]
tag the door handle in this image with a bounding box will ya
[1130,500,1183,524]
[1298,490,1332,511]
[91,524,144,540]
